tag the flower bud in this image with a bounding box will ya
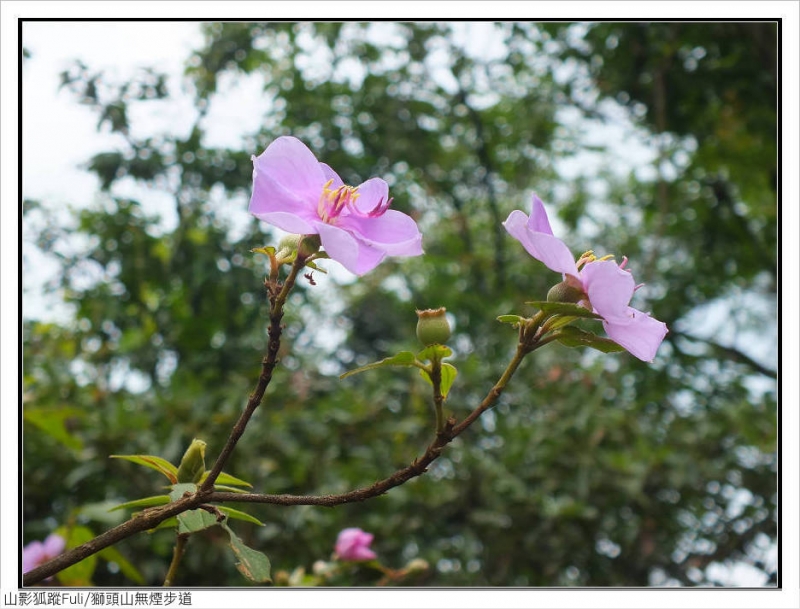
[546,280,585,304]
[274,234,321,264]
[275,234,301,259]
[416,308,451,346]
[298,234,322,258]
[176,438,207,484]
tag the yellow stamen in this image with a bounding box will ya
[318,179,360,223]
[576,249,615,269]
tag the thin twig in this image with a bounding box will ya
[199,254,305,492]
[163,533,189,587]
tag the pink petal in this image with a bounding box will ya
[351,546,377,560]
[581,260,636,324]
[22,542,45,573]
[350,177,389,215]
[339,209,423,256]
[316,222,386,275]
[604,309,668,362]
[319,163,345,189]
[253,136,327,200]
[335,528,376,561]
[249,143,326,232]
[249,208,318,235]
[43,534,66,556]
[528,194,556,235]
[503,209,578,276]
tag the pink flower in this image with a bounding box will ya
[23,533,66,574]
[334,527,377,561]
[503,195,668,362]
[249,136,423,275]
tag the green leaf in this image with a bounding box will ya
[221,522,271,583]
[168,483,219,533]
[54,525,97,586]
[110,454,178,483]
[218,506,265,526]
[497,314,527,327]
[545,316,580,331]
[109,495,170,512]
[525,301,603,319]
[250,246,276,256]
[340,351,419,379]
[440,363,458,398]
[178,508,219,534]
[304,259,328,273]
[169,482,197,500]
[417,344,453,361]
[148,517,178,532]
[97,546,145,585]
[199,471,253,488]
[23,407,85,451]
[554,326,626,353]
[418,363,458,399]
[211,484,250,494]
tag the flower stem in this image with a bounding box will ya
[428,355,446,435]
[163,533,189,587]
[200,253,305,493]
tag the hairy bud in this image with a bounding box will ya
[416,308,452,346]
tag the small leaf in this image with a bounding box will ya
[304,260,328,273]
[545,316,580,332]
[200,471,253,488]
[496,314,527,327]
[218,506,265,526]
[222,522,272,583]
[417,344,453,361]
[340,351,419,379]
[440,363,458,398]
[418,363,458,399]
[211,484,250,494]
[109,495,170,512]
[148,517,178,532]
[525,301,603,319]
[177,508,219,534]
[110,455,178,483]
[169,482,197,501]
[168,483,218,533]
[250,246,276,256]
[554,326,626,353]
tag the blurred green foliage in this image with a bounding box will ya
[23,22,777,586]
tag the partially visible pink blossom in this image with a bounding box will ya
[23,533,65,574]
[249,136,423,275]
[503,194,668,362]
[334,527,377,561]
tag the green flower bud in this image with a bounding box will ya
[416,307,451,346]
[176,438,207,484]
[276,234,301,256]
[274,234,321,263]
[297,234,321,258]
[546,280,585,304]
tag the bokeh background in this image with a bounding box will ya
[21,21,777,586]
